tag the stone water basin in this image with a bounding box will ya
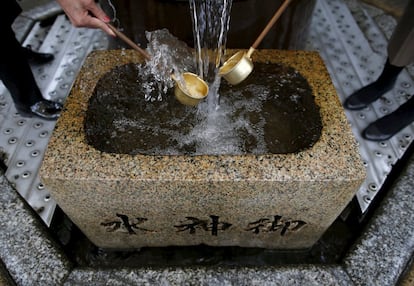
[40,49,365,249]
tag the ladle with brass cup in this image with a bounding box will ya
[106,23,209,106]
[219,0,292,85]
[172,73,209,106]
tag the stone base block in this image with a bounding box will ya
[41,50,365,249]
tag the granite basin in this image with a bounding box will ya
[40,49,365,249]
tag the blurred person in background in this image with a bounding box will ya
[1,0,63,119]
[344,0,414,141]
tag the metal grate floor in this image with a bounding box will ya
[0,9,108,225]
[308,0,414,213]
[0,0,413,226]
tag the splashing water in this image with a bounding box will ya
[140,1,238,151]
[105,0,191,101]
[137,0,233,105]
[137,29,196,101]
[87,62,321,155]
[188,0,237,147]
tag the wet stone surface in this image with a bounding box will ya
[85,62,322,155]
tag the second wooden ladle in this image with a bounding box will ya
[219,0,293,85]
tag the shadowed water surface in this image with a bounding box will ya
[85,62,321,155]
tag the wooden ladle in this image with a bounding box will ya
[219,0,293,85]
[106,23,209,106]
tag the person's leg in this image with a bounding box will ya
[363,95,414,141]
[22,45,55,65]
[343,60,403,110]
[387,0,414,68]
[361,1,414,140]
[0,27,40,113]
[344,0,414,111]
[0,25,61,119]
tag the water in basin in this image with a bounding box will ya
[85,61,321,155]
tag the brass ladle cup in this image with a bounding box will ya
[219,0,292,85]
[107,23,209,106]
[172,73,209,106]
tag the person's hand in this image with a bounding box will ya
[56,0,116,36]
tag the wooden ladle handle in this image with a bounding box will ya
[251,0,293,51]
[106,23,151,60]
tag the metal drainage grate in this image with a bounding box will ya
[0,11,108,225]
[0,0,413,226]
[307,0,414,213]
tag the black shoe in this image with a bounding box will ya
[16,100,62,120]
[344,59,403,110]
[362,96,414,141]
[344,82,393,110]
[22,45,54,64]
[30,100,62,120]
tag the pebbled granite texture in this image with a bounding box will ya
[64,266,353,285]
[0,173,72,285]
[2,152,414,284]
[344,152,414,286]
[40,49,365,249]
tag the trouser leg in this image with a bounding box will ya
[344,1,414,110]
[344,59,403,110]
[363,94,414,141]
[388,0,414,67]
[0,26,43,113]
